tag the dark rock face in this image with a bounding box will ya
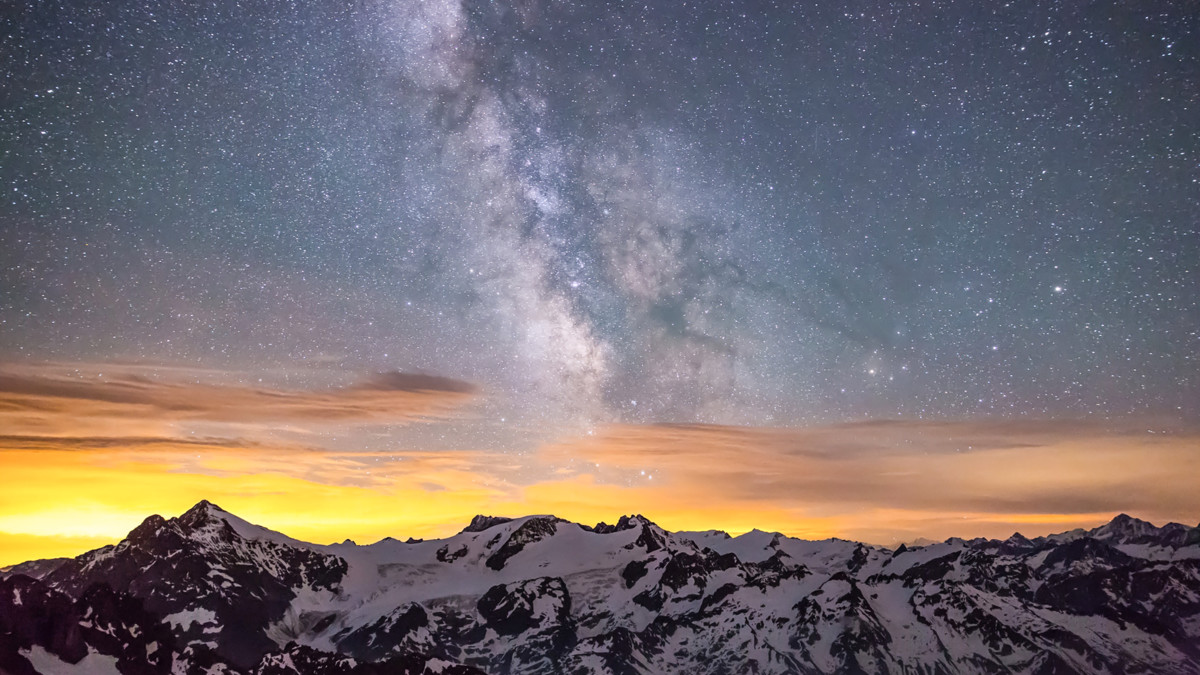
[478,577,572,637]
[0,506,488,675]
[658,552,709,592]
[437,544,469,563]
[41,500,348,670]
[0,574,181,675]
[4,504,1200,675]
[336,603,429,662]
[0,558,70,581]
[0,575,87,667]
[462,515,514,534]
[485,517,572,570]
[252,642,488,675]
[897,551,962,586]
[566,627,649,675]
[592,514,652,535]
[75,582,179,675]
[620,559,649,588]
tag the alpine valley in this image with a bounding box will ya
[2,501,1199,675]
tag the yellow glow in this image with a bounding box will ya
[496,474,843,540]
[0,532,119,568]
[0,446,515,566]
[3,415,1199,567]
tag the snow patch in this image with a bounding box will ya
[165,607,218,630]
[21,646,122,675]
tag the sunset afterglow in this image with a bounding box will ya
[2,366,1195,566]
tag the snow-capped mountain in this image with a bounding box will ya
[3,501,1200,674]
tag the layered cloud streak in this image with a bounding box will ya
[2,364,1195,566]
[0,365,477,438]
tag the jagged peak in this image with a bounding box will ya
[482,516,570,570]
[1082,512,1200,547]
[168,500,303,549]
[10,504,1200,674]
[727,529,785,549]
[1005,531,1032,545]
[462,515,514,533]
[504,515,568,536]
[625,514,660,530]
[1103,512,1155,529]
[176,499,236,529]
[184,499,225,516]
[124,513,178,547]
[1090,513,1158,538]
[592,514,655,534]
[1041,535,1133,568]
[991,531,1037,554]
[174,499,237,530]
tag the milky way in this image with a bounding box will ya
[2,0,1197,432]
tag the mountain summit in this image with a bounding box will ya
[3,503,1200,674]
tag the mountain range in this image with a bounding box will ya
[2,501,1199,674]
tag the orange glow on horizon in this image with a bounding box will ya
[2,365,1197,568]
[4,419,1199,567]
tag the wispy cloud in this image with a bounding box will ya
[0,364,478,438]
[1,365,1196,566]
[0,363,503,564]
[534,420,1200,542]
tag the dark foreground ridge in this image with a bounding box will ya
[2,502,1200,674]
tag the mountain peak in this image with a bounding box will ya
[12,504,1200,674]
[996,531,1036,553]
[1109,512,1143,526]
[462,515,514,533]
[178,499,232,528]
[180,499,227,520]
[126,513,171,545]
[1091,513,1158,542]
[171,500,302,549]
[593,514,659,534]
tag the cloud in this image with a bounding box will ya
[533,419,1200,543]
[0,362,508,566]
[351,371,479,395]
[2,371,1196,567]
[0,364,478,438]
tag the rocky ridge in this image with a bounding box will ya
[2,502,1199,674]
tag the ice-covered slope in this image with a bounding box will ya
[4,502,1200,674]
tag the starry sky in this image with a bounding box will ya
[1,0,1198,563]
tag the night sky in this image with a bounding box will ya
[1,0,1198,560]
